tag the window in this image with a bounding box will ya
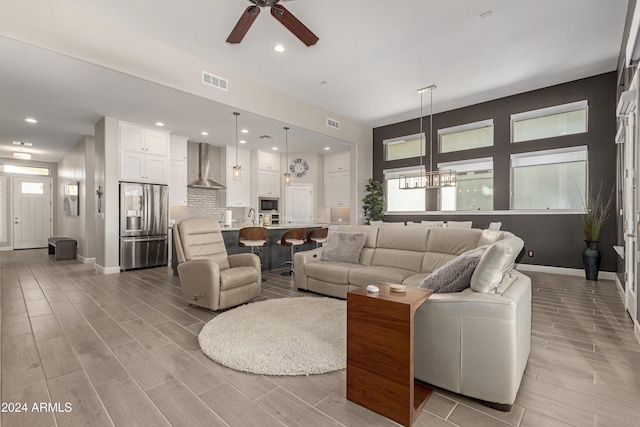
[384,134,425,161]
[384,167,425,212]
[0,165,50,176]
[0,175,5,243]
[21,182,44,195]
[439,119,494,153]
[511,146,587,210]
[439,158,494,211]
[511,100,588,143]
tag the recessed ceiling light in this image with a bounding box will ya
[272,147,278,151]
[25,117,37,124]
[201,131,209,136]
[13,152,31,160]
[241,129,249,134]
[324,147,331,150]
[273,44,285,53]
[155,122,165,127]
[239,140,246,144]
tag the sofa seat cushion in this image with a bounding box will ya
[305,261,363,285]
[220,266,258,290]
[348,266,416,286]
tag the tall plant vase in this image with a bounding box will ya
[583,240,601,281]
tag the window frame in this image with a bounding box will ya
[383,166,426,213]
[510,145,588,211]
[511,100,588,143]
[383,133,425,162]
[438,119,494,153]
[438,157,494,212]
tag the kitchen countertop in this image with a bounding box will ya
[219,223,330,232]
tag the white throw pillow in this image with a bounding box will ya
[446,221,473,229]
[470,237,524,293]
[420,221,444,228]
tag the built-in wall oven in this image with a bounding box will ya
[259,197,279,225]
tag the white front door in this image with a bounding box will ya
[13,176,52,249]
[285,184,312,225]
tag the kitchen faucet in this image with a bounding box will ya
[248,208,256,225]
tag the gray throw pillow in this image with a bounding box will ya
[419,246,489,293]
[321,231,367,264]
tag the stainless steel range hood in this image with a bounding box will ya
[188,143,225,189]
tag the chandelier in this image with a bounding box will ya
[400,85,456,189]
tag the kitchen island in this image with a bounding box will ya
[172,223,328,274]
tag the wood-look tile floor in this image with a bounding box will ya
[1,249,640,427]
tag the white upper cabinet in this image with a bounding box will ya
[257,150,281,171]
[120,122,170,184]
[258,169,280,197]
[324,150,350,173]
[222,145,251,207]
[224,146,251,169]
[169,135,188,206]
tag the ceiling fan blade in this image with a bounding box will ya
[270,5,319,46]
[226,6,260,44]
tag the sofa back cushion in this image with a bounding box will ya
[176,218,230,270]
[370,226,429,272]
[470,236,524,293]
[336,225,379,265]
[422,228,482,273]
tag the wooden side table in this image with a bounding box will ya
[347,283,433,427]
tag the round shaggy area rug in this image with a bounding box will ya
[198,297,346,376]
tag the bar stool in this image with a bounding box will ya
[239,227,268,279]
[277,228,306,276]
[306,227,328,248]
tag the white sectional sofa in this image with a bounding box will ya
[294,225,531,409]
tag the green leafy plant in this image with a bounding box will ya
[582,183,615,241]
[362,178,384,224]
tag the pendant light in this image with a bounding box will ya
[400,85,456,189]
[233,112,241,181]
[283,126,291,185]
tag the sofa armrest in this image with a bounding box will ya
[294,247,323,290]
[228,253,261,270]
[177,259,221,310]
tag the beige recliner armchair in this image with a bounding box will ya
[174,218,261,311]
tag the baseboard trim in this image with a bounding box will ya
[635,320,640,346]
[77,255,96,264]
[515,264,616,281]
[0,246,13,252]
[94,264,120,275]
[614,275,626,304]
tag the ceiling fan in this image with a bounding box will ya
[226,0,319,47]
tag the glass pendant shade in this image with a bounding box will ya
[233,112,241,181]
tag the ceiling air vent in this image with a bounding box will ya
[327,118,340,130]
[202,71,228,91]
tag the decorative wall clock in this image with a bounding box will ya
[290,158,309,177]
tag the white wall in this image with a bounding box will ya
[56,135,96,261]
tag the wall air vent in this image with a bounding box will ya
[327,118,340,129]
[202,71,228,91]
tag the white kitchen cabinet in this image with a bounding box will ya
[324,150,350,173]
[257,150,280,171]
[120,122,170,183]
[325,170,350,207]
[169,136,188,206]
[258,169,281,197]
[121,150,169,183]
[225,169,251,207]
[224,146,251,169]
[170,135,188,161]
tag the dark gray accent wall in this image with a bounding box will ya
[373,72,617,272]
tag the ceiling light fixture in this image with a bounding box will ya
[283,127,291,185]
[25,117,37,124]
[400,85,456,190]
[239,140,246,144]
[233,112,241,181]
[273,44,286,53]
[324,147,331,151]
[13,152,31,160]
[13,141,33,146]
[155,122,165,127]
[272,147,278,151]
[241,129,249,134]
[201,131,209,136]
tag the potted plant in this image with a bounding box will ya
[362,178,384,225]
[581,184,615,281]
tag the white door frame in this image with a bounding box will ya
[12,176,53,249]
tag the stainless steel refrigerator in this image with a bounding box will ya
[120,182,169,270]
